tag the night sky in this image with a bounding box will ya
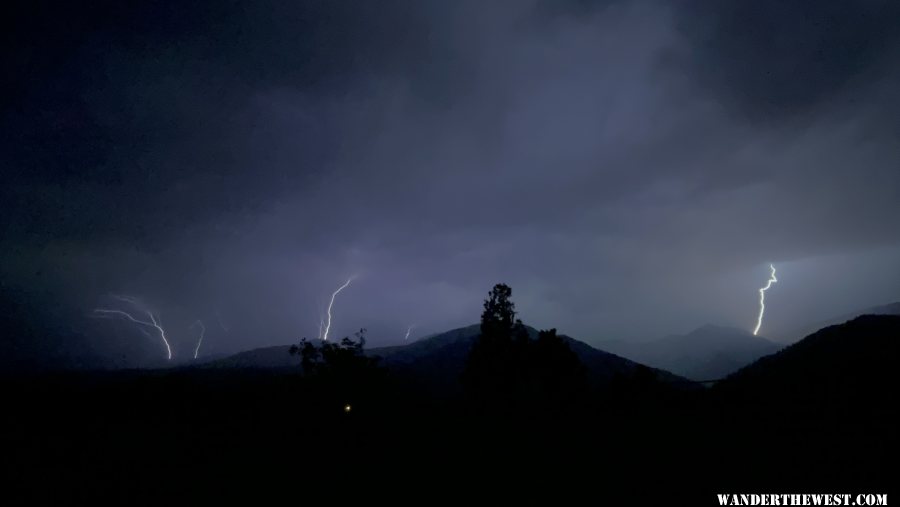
[3,0,900,367]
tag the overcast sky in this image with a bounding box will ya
[3,0,900,367]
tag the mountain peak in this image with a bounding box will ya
[691,323,750,335]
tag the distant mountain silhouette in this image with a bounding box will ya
[598,325,782,380]
[201,323,689,391]
[368,324,687,393]
[715,314,900,404]
[200,344,300,369]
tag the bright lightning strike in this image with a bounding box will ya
[404,324,415,341]
[191,320,206,359]
[148,313,173,360]
[753,264,778,336]
[93,305,173,360]
[322,277,354,341]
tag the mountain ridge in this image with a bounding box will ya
[199,323,691,391]
[715,314,900,403]
[780,301,900,344]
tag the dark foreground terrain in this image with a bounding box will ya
[2,316,896,504]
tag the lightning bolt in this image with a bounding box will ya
[93,304,173,360]
[191,320,206,359]
[110,294,142,306]
[322,277,354,341]
[404,324,415,341]
[753,264,778,336]
[148,313,172,360]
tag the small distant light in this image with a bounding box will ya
[344,404,352,413]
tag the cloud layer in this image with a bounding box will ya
[3,0,899,366]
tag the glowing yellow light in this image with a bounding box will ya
[344,404,352,413]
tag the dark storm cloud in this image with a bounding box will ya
[3,0,899,367]
[2,1,462,245]
[679,0,900,120]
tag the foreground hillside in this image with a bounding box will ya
[783,302,900,343]
[2,315,895,503]
[715,314,900,404]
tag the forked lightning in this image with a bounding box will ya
[93,296,173,360]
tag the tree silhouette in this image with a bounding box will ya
[479,283,518,341]
[462,283,588,415]
[528,328,588,411]
[289,328,379,379]
[463,284,523,411]
[288,329,385,416]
